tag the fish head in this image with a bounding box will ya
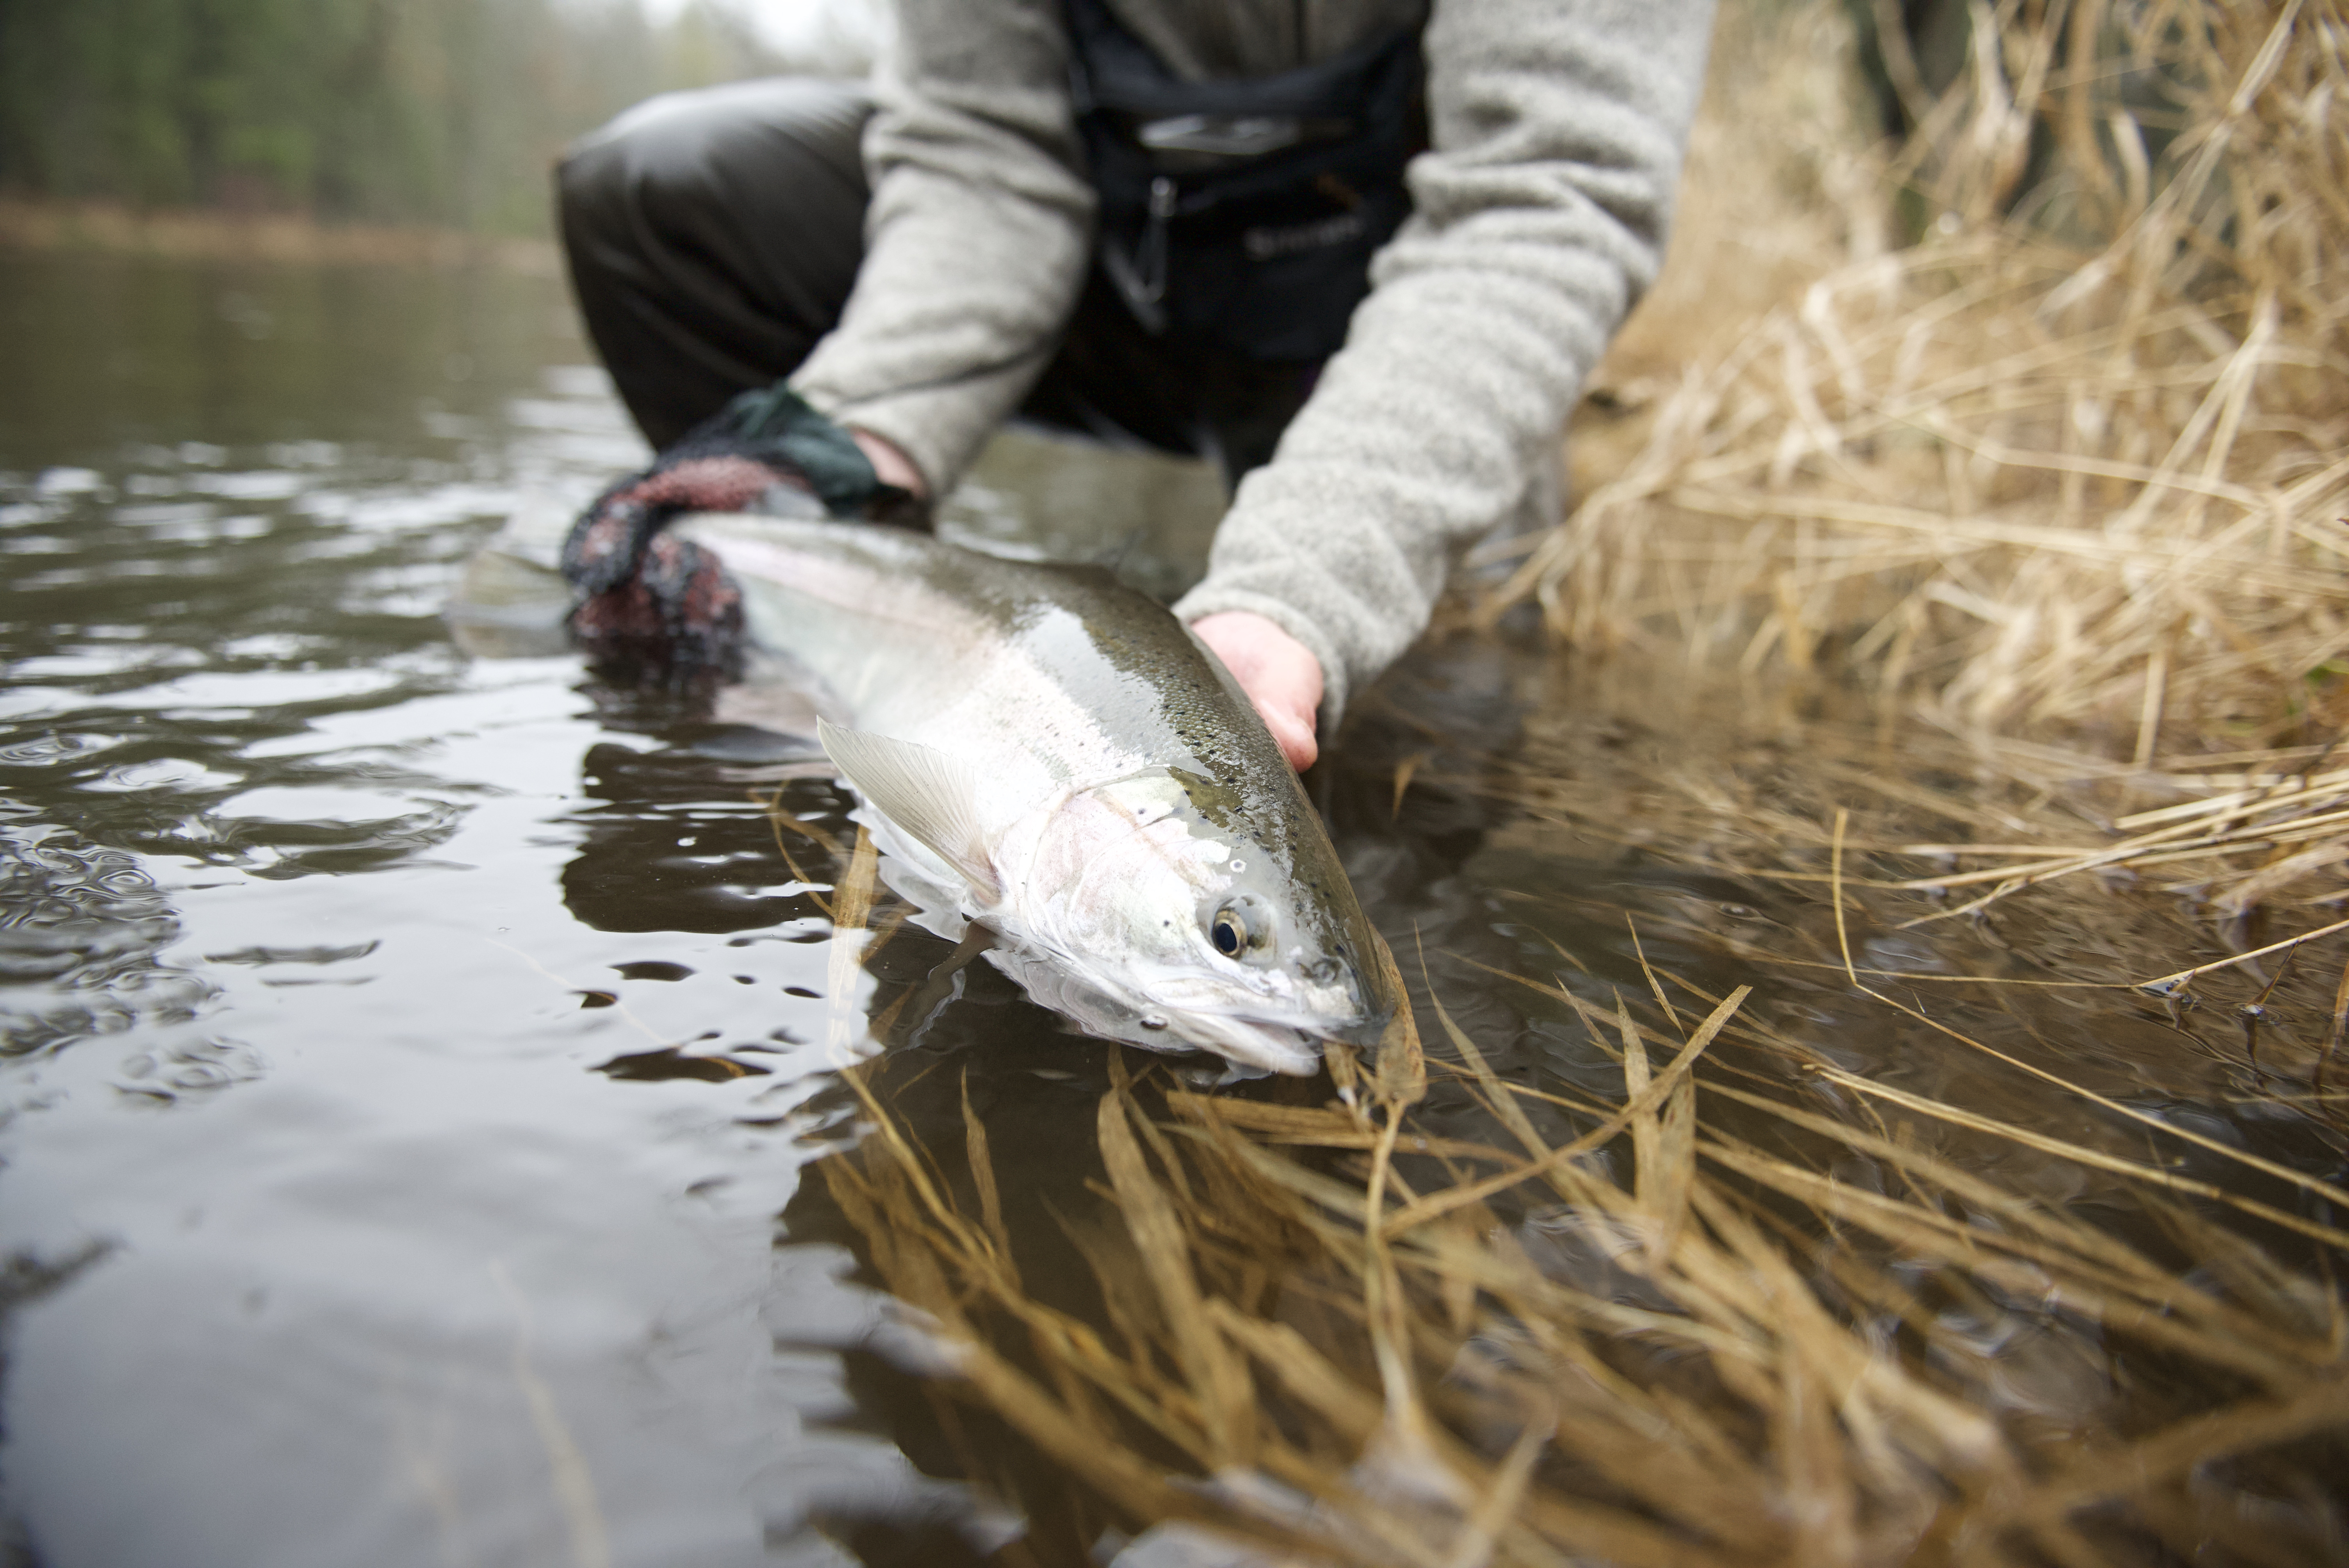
[1013,768,1393,1074]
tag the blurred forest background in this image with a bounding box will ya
[0,0,875,236]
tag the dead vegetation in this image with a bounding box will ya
[825,964,2349,1567]
[1511,0,2348,759]
[1883,741,2349,941]
[791,789,2349,1568]
[1474,0,2349,980]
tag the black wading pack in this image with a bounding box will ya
[1064,0,1426,363]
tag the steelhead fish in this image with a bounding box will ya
[672,511,1393,1075]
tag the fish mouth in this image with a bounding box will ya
[981,945,1381,1077]
[1162,980,1392,1076]
[1141,959,1393,1074]
[1139,966,1386,1074]
[1166,1012,1323,1077]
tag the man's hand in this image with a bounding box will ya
[1190,611,1322,772]
[563,387,916,685]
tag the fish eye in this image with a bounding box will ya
[1210,905,1249,957]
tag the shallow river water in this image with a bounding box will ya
[3,249,2345,1568]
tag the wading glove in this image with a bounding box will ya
[560,385,922,683]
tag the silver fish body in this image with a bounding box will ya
[674,511,1392,1075]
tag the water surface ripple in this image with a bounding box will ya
[1,253,996,1568]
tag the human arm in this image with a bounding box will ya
[804,0,1324,768]
[1170,0,1718,727]
[790,0,1095,497]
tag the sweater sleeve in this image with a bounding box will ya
[1171,0,1716,724]
[788,0,1096,496]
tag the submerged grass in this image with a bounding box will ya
[794,776,2349,1566]
[1882,744,2349,936]
[823,972,2349,1566]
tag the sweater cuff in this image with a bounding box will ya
[1173,583,1355,738]
[790,355,1047,503]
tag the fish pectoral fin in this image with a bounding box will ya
[817,719,1002,903]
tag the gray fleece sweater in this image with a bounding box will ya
[790,0,1717,723]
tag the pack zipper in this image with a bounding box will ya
[1136,176,1176,305]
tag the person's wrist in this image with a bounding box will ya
[850,428,926,500]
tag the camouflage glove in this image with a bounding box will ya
[560,385,921,682]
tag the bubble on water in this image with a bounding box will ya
[114,1036,266,1103]
[0,733,121,768]
[83,758,245,795]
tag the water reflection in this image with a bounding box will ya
[0,249,979,1568]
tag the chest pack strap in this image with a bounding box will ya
[1064,0,1428,362]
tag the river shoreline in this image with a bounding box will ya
[0,196,559,273]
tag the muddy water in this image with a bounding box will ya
[3,249,2344,1568]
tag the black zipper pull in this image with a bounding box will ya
[1137,176,1176,305]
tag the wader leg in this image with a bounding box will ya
[556,78,874,449]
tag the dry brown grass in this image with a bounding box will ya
[1509,0,2349,761]
[1883,742,2349,937]
[827,989,2349,1567]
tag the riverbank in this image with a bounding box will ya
[0,197,560,273]
[1527,0,2347,777]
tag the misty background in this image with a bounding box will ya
[0,0,883,237]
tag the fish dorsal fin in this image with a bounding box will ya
[817,719,1001,904]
